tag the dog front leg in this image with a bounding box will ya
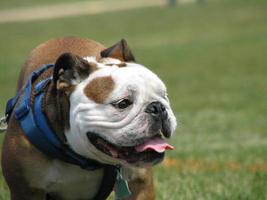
[123,167,155,200]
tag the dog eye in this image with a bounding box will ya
[112,99,133,109]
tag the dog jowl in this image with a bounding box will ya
[1,37,177,200]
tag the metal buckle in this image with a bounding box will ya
[0,116,8,132]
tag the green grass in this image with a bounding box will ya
[0,0,92,10]
[1,0,267,199]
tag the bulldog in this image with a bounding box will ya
[1,37,176,200]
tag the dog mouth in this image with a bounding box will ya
[87,132,173,165]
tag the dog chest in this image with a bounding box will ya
[38,160,104,199]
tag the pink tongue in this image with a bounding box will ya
[135,137,174,153]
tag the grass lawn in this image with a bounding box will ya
[0,0,93,10]
[0,0,267,199]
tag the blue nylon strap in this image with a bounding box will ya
[33,91,78,163]
[35,78,53,94]
[5,92,20,122]
[5,64,54,122]
[34,92,62,148]
[15,64,54,121]
[18,104,61,158]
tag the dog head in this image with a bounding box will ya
[53,40,177,167]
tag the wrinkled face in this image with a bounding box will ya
[64,57,177,167]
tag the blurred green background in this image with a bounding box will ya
[0,0,267,199]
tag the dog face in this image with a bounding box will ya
[54,40,176,167]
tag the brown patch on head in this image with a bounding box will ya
[84,76,115,103]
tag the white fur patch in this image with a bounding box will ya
[28,160,104,199]
[83,56,124,68]
[83,56,97,63]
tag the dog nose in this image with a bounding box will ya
[145,101,168,120]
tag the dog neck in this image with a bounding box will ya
[43,83,70,143]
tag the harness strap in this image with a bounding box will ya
[94,166,118,200]
[15,65,53,119]
[5,92,20,122]
[5,65,54,124]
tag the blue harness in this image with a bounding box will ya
[5,64,130,200]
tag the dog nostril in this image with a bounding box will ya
[161,104,166,112]
[145,101,165,117]
[151,105,159,114]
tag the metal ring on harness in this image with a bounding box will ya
[0,116,8,132]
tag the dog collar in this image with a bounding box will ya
[5,64,131,200]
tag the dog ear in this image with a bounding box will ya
[101,39,135,62]
[53,52,96,92]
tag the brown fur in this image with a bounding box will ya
[84,76,115,103]
[17,37,105,91]
[101,39,135,62]
[1,37,154,200]
[117,62,127,67]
